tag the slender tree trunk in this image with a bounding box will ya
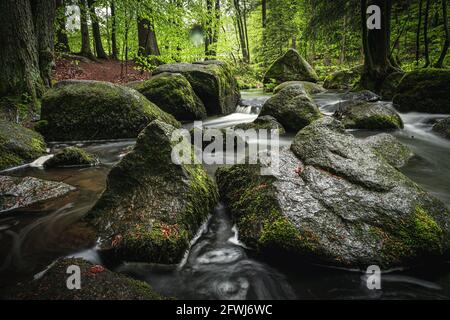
[423,0,431,67]
[137,18,161,56]
[79,0,94,59]
[87,0,107,59]
[32,0,57,88]
[262,0,266,28]
[340,14,347,64]
[243,0,250,62]
[55,0,70,52]
[233,0,249,63]
[0,0,43,103]
[111,0,119,59]
[416,0,423,65]
[435,0,449,68]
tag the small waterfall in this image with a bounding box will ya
[235,105,261,114]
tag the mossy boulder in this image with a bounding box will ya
[432,117,450,139]
[153,60,240,116]
[380,71,405,100]
[334,100,403,130]
[86,120,218,264]
[273,81,325,95]
[363,133,413,168]
[128,73,207,121]
[263,49,319,86]
[234,115,286,134]
[0,175,75,212]
[44,147,98,169]
[0,119,46,171]
[393,69,450,113]
[38,80,180,141]
[342,90,380,102]
[189,126,246,151]
[10,258,162,300]
[259,84,322,133]
[216,117,450,268]
[323,65,363,90]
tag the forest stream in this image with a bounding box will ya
[1,89,450,300]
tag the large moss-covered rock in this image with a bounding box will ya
[393,69,450,113]
[234,115,286,134]
[11,258,162,300]
[263,49,319,86]
[259,84,322,133]
[432,117,450,139]
[128,73,207,121]
[0,119,46,171]
[323,65,363,90]
[334,100,403,130]
[153,61,240,116]
[273,81,325,95]
[216,117,450,268]
[0,175,75,212]
[44,147,98,169]
[38,80,180,141]
[363,133,413,168]
[86,120,218,264]
[342,90,380,102]
[380,72,405,100]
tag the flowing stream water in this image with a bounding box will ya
[1,89,450,299]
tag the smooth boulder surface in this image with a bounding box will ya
[334,100,403,130]
[342,90,380,102]
[234,115,286,134]
[86,120,218,264]
[263,49,319,86]
[433,117,450,139]
[323,65,363,90]
[0,175,75,212]
[363,133,413,168]
[0,119,46,171]
[38,80,180,141]
[44,147,98,168]
[216,118,450,268]
[273,81,325,95]
[259,84,322,133]
[393,69,450,113]
[153,61,240,116]
[128,73,207,121]
[10,258,162,300]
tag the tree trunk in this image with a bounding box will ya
[137,18,161,56]
[360,0,395,92]
[262,0,266,28]
[32,0,56,88]
[87,0,107,59]
[423,0,431,67]
[111,0,119,59]
[0,0,43,103]
[435,0,449,68]
[55,0,70,52]
[416,0,423,65]
[79,0,94,59]
[233,0,249,63]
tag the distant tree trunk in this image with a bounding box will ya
[204,0,215,57]
[435,0,449,68]
[360,0,396,92]
[111,0,119,59]
[0,0,43,104]
[340,14,347,64]
[79,0,94,59]
[423,0,431,67]
[262,0,266,28]
[233,0,249,63]
[56,0,70,52]
[87,0,107,59]
[416,0,423,65]
[137,18,161,56]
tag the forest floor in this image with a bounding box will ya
[53,56,151,84]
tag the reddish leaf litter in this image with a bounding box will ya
[89,265,106,274]
[53,55,150,84]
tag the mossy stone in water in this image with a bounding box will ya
[263,49,319,86]
[432,117,450,139]
[10,258,163,300]
[38,80,180,141]
[44,146,98,168]
[0,119,46,171]
[234,115,286,134]
[86,120,218,264]
[393,69,450,113]
[129,73,207,121]
[334,100,403,130]
[323,65,363,90]
[273,81,325,95]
